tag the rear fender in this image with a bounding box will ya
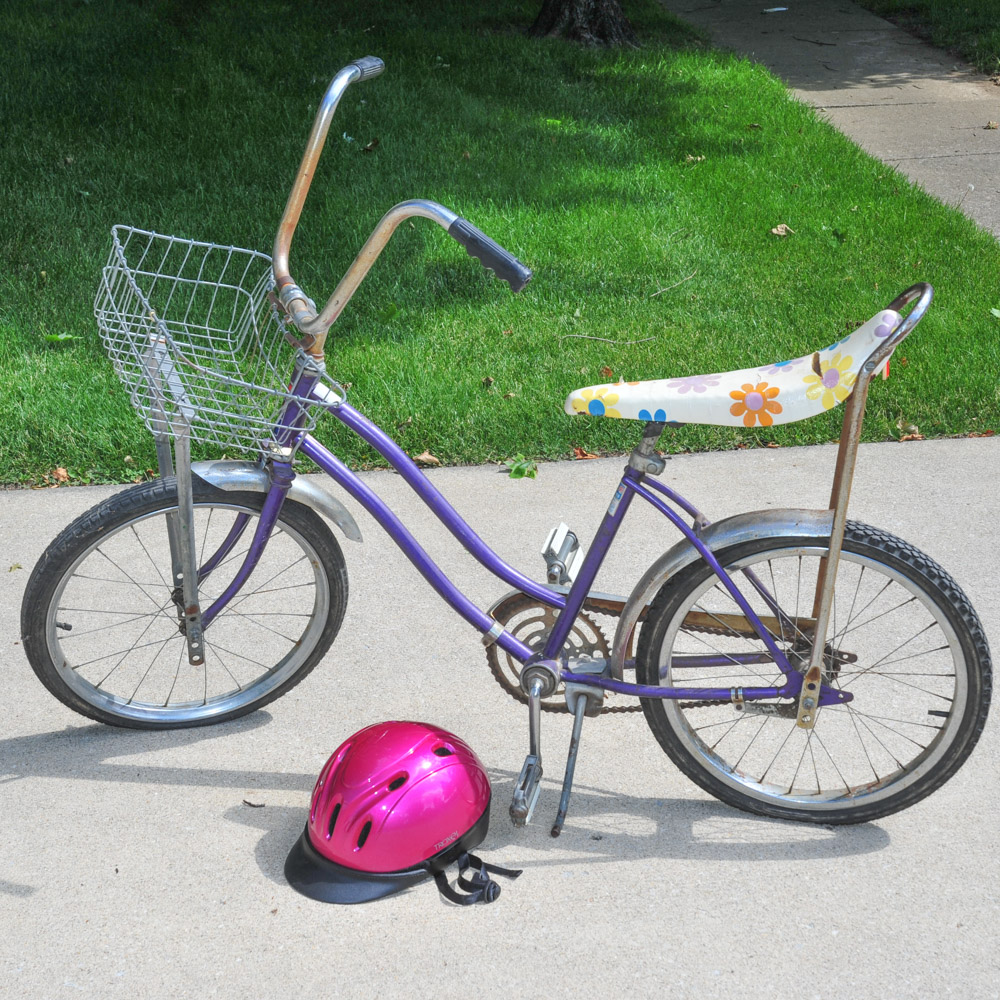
[609,507,833,679]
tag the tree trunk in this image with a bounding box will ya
[529,0,639,48]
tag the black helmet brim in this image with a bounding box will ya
[284,801,492,905]
[284,829,432,905]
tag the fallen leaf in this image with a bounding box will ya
[397,416,413,429]
[895,417,921,441]
[747,122,762,129]
[503,392,515,399]
[968,429,996,438]
[765,441,780,448]
[413,450,441,467]
[362,137,380,152]
[462,150,471,160]
[985,121,998,129]
[599,365,614,379]
[502,328,512,336]
[242,799,265,808]
[52,467,69,483]
[271,908,278,915]
[481,375,495,387]
[770,224,795,236]
[8,564,22,572]
[124,455,135,465]
[684,154,705,163]
[573,446,599,460]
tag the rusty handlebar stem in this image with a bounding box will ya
[276,199,460,353]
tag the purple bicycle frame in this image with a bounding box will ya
[193,376,848,705]
[234,389,816,706]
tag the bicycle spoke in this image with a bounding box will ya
[131,524,172,592]
[127,635,176,704]
[91,547,165,610]
[55,610,167,641]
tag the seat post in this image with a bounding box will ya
[627,421,667,475]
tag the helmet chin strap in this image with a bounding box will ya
[432,852,522,906]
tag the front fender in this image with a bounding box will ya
[192,461,362,542]
[609,507,833,679]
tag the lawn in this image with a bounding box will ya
[2,0,998,485]
[854,0,1000,74]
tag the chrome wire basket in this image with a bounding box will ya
[94,226,329,456]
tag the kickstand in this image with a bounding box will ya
[551,696,587,837]
[550,658,605,837]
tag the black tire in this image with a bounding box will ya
[636,521,991,824]
[21,477,348,729]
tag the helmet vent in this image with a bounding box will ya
[357,820,372,849]
[327,802,341,839]
[433,746,454,757]
[388,775,407,791]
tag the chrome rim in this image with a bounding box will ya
[657,544,968,812]
[45,501,331,724]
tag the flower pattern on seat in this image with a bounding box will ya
[563,309,901,428]
[665,373,721,394]
[803,352,856,410]
[570,385,622,418]
[729,382,782,427]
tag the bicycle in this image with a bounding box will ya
[21,57,992,834]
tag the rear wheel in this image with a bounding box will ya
[21,477,348,728]
[636,522,991,823]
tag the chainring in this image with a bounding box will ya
[485,593,614,713]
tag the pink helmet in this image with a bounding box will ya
[285,721,519,904]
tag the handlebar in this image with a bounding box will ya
[272,57,532,361]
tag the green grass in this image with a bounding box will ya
[2,0,999,485]
[855,0,1000,74]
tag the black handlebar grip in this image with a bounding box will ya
[350,56,385,81]
[447,218,533,293]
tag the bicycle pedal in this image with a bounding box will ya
[509,754,543,827]
[542,522,583,585]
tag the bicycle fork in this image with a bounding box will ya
[153,423,297,664]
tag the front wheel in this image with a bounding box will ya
[21,477,348,729]
[636,521,991,824]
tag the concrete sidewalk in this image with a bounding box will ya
[659,0,1000,237]
[2,437,998,998]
